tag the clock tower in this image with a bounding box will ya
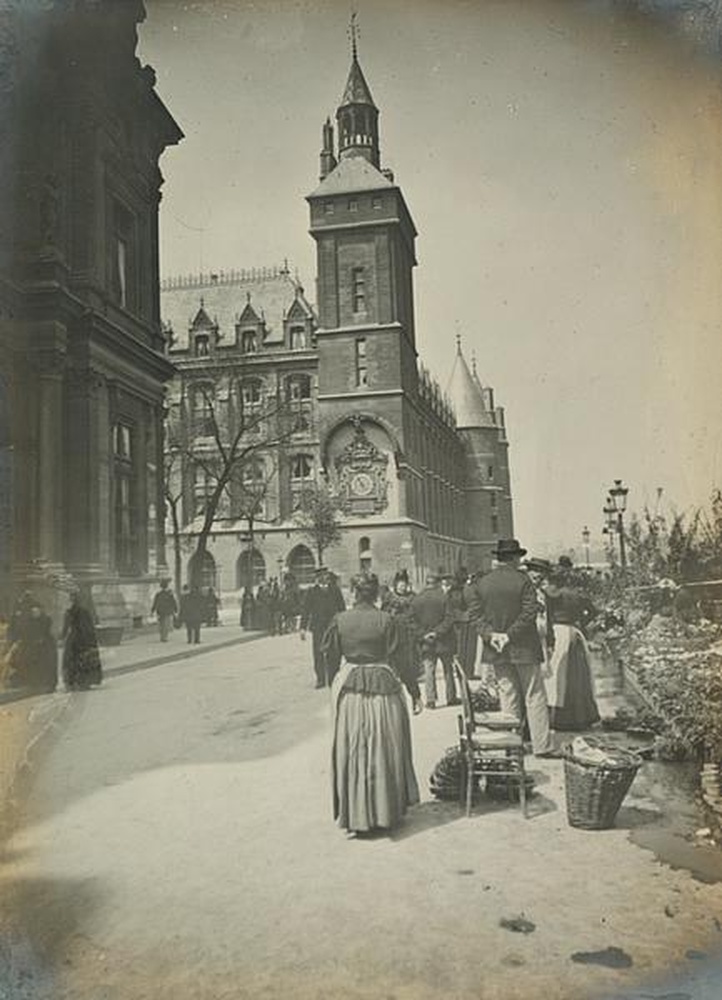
[307,39,419,417]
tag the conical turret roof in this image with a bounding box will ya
[446,339,488,428]
[340,56,377,109]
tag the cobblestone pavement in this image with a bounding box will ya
[1,634,721,1000]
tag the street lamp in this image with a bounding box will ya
[582,525,591,569]
[602,499,617,565]
[608,479,629,571]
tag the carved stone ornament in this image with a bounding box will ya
[334,416,388,517]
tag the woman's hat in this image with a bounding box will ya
[393,569,409,585]
[524,557,553,575]
[493,538,527,559]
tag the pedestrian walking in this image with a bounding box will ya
[381,569,422,714]
[179,584,204,644]
[61,589,102,691]
[300,567,346,688]
[466,538,556,757]
[6,597,57,693]
[240,586,255,629]
[322,573,421,836]
[150,579,178,642]
[411,573,458,709]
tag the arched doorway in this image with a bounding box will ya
[188,550,216,590]
[236,548,266,590]
[287,544,315,586]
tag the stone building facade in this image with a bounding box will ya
[162,49,512,594]
[0,1,182,627]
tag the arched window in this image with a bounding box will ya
[290,454,313,482]
[288,544,315,586]
[241,330,257,354]
[236,548,266,590]
[359,536,371,554]
[286,374,311,401]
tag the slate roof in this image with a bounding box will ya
[340,57,377,109]
[309,154,393,198]
[161,268,313,351]
[446,344,492,428]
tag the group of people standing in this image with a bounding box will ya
[240,574,302,635]
[3,589,102,693]
[316,538,601,838]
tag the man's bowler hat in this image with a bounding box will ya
[493,538,528,559]
[523,557,553,575]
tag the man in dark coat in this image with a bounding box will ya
[179,585,204,645]
[411,573,458,709]
[300,567,346,688]
[466,539,556,757]
[150,579,178,642]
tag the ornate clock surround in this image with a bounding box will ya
[334,415,389,516]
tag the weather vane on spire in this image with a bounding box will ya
[348,7,359,61]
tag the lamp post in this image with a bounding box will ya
[602,499,617,566]
[582,525,591,569]
[609,479,629,571]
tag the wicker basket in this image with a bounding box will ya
[563,743,641,830]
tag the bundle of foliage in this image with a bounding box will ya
[616,613,722,761]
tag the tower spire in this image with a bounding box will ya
[349,8,358,62]
[336,15,380,168]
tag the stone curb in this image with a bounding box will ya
[0,631,265,706]
[102,629,264,678]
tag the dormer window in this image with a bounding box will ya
[242,330,257,354]
[290,326,306,350]
[195,335,209,357]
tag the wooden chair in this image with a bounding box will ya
[453,659,527,818]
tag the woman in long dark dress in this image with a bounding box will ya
[322,574,421,835]
[380,570,422,714]
[545,580,599,730]
[7,599,57,693]
[62,590,102,691]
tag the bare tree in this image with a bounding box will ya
[183,384,299,588]
[163,446,184,599]
[293,482,344,567]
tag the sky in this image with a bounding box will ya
[139,0,722,557]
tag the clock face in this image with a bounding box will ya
[350,471,374,497]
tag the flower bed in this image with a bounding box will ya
[614,612,722,762]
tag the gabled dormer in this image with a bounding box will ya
[189,298,220,358]
[234,294,267,354]
[283,285,316,351]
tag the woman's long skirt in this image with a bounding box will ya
[62,636,102,690]
[332,664,420,832]
[545,624,599,731]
